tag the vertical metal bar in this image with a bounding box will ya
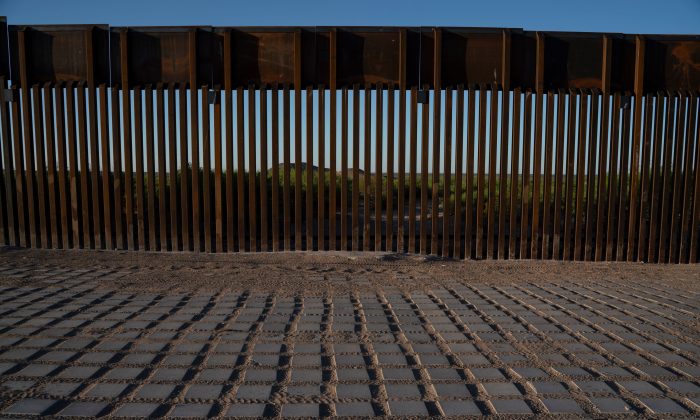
[294,31,302,250]
[636,93,654,262]
[520,91,532,259]
[112,86,124,249]
[11,85,27,247]
[465,87,476,259]
[224,31,235,252]
[594,93,611,261]
[584,91,600,261]
[167,84,177,251]
[120,30,135,250]
[497,90,510,260]
[238,87,247,251]
[98,85,112,249]
[77,83,91,248]
[249,84,258,251]
[499,30,512,260]
[271,84,280,251]
[487,84,498,259]
[668,93,687,262]
[317,85,325,251]
[689,94,700,262]
[189,31,201,252]
[156,85,167,251]
[397,30,407,253]
[328,30,337,251]
[56,83,70,249]
[145,85,156,251]
[283,85,291,251]
[531,90,543,259]
[574,91,589,260]
[0,123,4,245]
[679,93,697,263]
[179,84,190,250]
[340,87,349,249]
[605,93,622,261]
[453,85,464,259]
[595,36,612,261]
[260,86,269,251]
[364,84,372,251]
[270,84,280,251]
[43,83,58,248]
[65,83,79,248]
[0,78,15,245]
[86,29,101,250]
[32,86,48,248]
[202,86,211,252]
[658,94,676,262]
[616,95,632,261]
[605,93,621,261]
[0,77,13,245]
[408,86,418,254]
[648,94,665,262]
[542,91,555,259]
[442,86,452,257]
[386,83,395,252]
[563,90,577,260]
[431,29,442,256]
[553,90,566,259]
[306,86,313,250]
[133,86,146,250]
[531,33,545,260]
[18,29,36,247]
[508,89,522,259]
[214,86,223,252]
[420,83,429,255]
[348,86,356,251]
[375,82,384,251]
[627,37,645,261]
[476,85,487,259]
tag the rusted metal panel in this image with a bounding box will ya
[0,18,9,78]
[230,29,295,87]
[644,36,700,93]
[5,25,699,92]
[10,25,110,84]
[338,29,400,87]
[442,29,503,88]
[542,33,604,91]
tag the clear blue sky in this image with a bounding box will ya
[3,0,699,34]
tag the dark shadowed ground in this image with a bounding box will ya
[0,248,698,418]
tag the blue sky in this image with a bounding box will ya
[2,1,698,175]
[3,0,699,34]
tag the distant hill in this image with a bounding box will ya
[276,163,367,176]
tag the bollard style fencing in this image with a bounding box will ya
[0,18,699,262]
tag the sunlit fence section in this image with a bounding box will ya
[0,19,699,262]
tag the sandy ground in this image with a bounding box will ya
[1,247,699,295]
[0,247,699,417]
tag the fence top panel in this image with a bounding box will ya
[3,20,700,92]
[8,24,110,85]
[0,17,8,79]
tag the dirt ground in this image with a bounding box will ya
[1,247,699,295]
[0,246,699,417]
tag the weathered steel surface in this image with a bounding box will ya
[1,20,699,263]
[3,24,697,92]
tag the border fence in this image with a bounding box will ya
[0,18,699,262]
